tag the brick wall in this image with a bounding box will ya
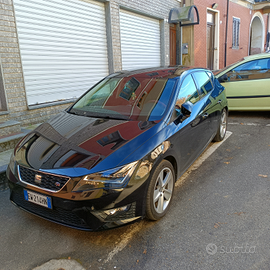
[0,0,22,123]
[227,1,252,66]
[194,0,268,69]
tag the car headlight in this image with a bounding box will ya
[73,161,138,191]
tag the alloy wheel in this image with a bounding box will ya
[153,167,174,214]
[220,109,227,139]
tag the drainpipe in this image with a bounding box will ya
[224,0,229,67]
[177,0,185,65]
[267,13,270,51]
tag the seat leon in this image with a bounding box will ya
[7,67,228,231]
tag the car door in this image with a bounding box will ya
[170,73,213,174]
[222,57,270,110]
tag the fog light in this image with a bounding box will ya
[91,203,136,222]
[103,205,130,216]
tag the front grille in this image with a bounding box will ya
[11,190,90,229]
[18,165,70,192]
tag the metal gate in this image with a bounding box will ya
[120,9,161,70]
[14,0,109,105]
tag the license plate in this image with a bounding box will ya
[24,190,52,209]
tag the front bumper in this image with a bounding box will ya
[8,167,146,231]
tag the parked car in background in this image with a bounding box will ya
[214,53,270,111]
[7,66,227,231]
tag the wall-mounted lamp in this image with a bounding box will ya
[212,3,218,9]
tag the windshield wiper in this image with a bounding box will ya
[94,115,129,121]
[67,110,84,116]
[68,109,129,121]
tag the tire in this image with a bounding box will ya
[213,108,228,142]
[145,160,175,221]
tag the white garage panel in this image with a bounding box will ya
[120,10,161,70]
[13,0,109,105]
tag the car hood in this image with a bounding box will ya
[15,111,158,175]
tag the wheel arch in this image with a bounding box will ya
[164,155,178,180]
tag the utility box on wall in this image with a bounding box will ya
[182,43,188,54]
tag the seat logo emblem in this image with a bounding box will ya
[34,174,42,184]
[55,182,61,187]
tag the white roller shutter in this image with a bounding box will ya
[120,10,161,70]
[13,0,109,105]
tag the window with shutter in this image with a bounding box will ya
[232,17,240,49]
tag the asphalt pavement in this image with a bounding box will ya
[0,111,269,270]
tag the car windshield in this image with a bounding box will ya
[213,58,244,75]
[69,74,177,121]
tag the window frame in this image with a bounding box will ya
[0,63,8,112]
[232,17,240,49]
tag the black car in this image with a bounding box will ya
[7,67,228,231]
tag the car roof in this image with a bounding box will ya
[214,53,270,77]
[109,66,208,79]
[243,52,270,61]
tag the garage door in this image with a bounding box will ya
[120,10,161,70]
[13,0,109,105]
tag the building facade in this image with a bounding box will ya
[0,0,181,137]
[180,0,270,69]
[0,0,269,148]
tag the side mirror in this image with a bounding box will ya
[173,101,193,125]
[218,74,228,83]
[181,101,193,117]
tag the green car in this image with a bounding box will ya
[214,53,270,111]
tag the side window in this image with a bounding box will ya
[226,58,270,81]
[234,58,270,71]
[192,71,213,95]
[176,74,199,108]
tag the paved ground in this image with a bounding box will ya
[0,111,269,270]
